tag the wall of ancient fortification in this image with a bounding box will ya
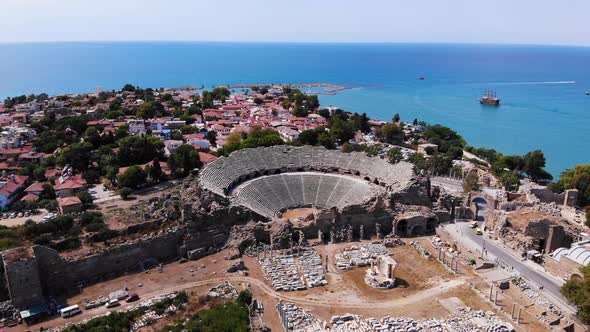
[32,229,184,298]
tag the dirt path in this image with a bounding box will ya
[16,274,467,332]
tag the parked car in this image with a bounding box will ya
[126,294,139,302]
[9,213,16,218]
[105,299,120,308]
[17,212,23,218]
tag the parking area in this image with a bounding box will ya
[0,209,50,227]
[89,184,120,203]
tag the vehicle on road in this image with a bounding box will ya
[475,228,482,235]
[470,221,478,228]
[61,304,81,318]
[126,294,139,302]
[105,299,120,308]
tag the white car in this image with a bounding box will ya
[105,299,120,308]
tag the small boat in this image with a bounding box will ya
[585,91,589,95]
[480,89,500,106]
[418,76,425,80]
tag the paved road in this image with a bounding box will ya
[443,220,575,314]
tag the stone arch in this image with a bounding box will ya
[472,196,489,206]
[410,225,424,237]
[395,219,408,236]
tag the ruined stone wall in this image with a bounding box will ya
[524,219,552,239]
[3,257,43,309]
[33,229,184,297]
[392,177,432,207]
[530,188,566,205]
[545,256,582,281]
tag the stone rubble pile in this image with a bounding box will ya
[259,249,327,291]
[383,236,405,248]
[335,243,389,270]
[511,278,562,317]
[276,303,325,331]
[299,249,327,287]
[531,202,562,217]
[130,304,178,331]
[0,300,19,321]
[411,241,432,258]
[208,281,239,299]
[278,303,514,332]
[260,254,306,291]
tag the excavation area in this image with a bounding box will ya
[14,235,554,331]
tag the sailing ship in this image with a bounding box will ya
[480,89,500,106]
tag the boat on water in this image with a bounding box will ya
[418,76,425,80]
[480,89,500,106]
[585,91,589,95]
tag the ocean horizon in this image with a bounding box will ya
[1,41,589,177]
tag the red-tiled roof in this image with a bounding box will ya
[57,196,82,207]
[54,174,86,191]
[87,120,112,126]
[20,193,39,202]
[24,182,49,193]
[198,152,217,163]
[0,175,29,197]
[44,169,62,178]
[0,147,32,155]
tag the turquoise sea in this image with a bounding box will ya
[0,42,588,177]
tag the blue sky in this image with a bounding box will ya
[2,0,589,46]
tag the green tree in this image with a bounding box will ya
[206,131,217,146]
[136,101,164,119]
[115,125,129,139]
[147,157,163,182]
[57,142,93,171]
[106,110,125,119]
[387,148,403,163]
[117,166,146,189]
[122,84,136,92]
[318,132,335,149]
[39,184,56,200]
[237,289,253,306]
[556,164,590,206]
[561,265,590,323]
[119,187,133,200]
[463,172,480,193]
[381,124,404,144]
[423,125,465,155]
[393,113,400,123]
[298,128,323,146]
[84,126,102,148]
[500,172,520,191]
[523,150,552,181]
[117,135,164,166]
[76,191,94,209]
[168,145,201,177]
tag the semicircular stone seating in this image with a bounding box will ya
[199,145,415,217]
[232,172,384,218]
